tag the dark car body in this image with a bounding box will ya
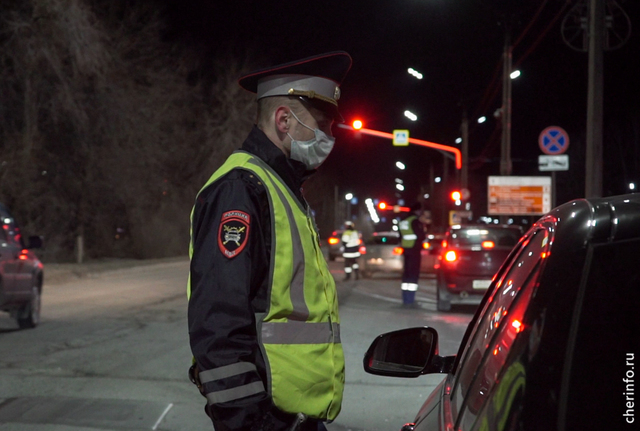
[436,224,523,311]
[327,229,344,261]
[364,194,640,431]
[420,233,444,275]
[0,203,44,328]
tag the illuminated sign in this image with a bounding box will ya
[488,176,551,215]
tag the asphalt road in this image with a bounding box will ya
[0,257,473,431]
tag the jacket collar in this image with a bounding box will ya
[241,125,315,198]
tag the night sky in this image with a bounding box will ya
[160,0,640,218]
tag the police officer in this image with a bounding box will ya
[341,221,361,280]
[398,202,428,306]
[187,52,352,431]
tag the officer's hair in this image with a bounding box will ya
[257,96,304,127]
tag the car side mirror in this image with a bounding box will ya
[27,235,43,249]
[363,327,455,378]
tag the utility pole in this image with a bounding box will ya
[500,31,513,177]
[585,0,604,198]
[461,110,469,189]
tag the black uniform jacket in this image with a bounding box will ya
[188,126,314,431]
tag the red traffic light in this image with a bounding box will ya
[378,202,387,210]
[352,120,363,130]
[450,190,462,201]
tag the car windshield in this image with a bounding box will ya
[450,227,521,247]
[369,233,400,245]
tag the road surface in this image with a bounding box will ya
[0,258,474,431]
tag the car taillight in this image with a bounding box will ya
[359,246,367,255]
[423,241,430,249]
[328,237,339,245]
[442,240,448,248]
[482,240,495,249]
[444,250,458,262]
[393,247,404,255]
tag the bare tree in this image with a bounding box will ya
[0,0,256,261]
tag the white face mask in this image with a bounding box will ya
[287,110,335,170]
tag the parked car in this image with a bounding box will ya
[361,231,403,278]
[0,203,44,328]
[435,224,523,311]
[363,193,640,431]
[361,231,444,278]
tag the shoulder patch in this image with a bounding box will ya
[218,210,251,258]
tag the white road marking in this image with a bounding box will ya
[152,403,174,430]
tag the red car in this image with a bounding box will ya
[0,203,44,329]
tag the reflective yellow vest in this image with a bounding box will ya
[399,215,418,248]
[188,151,344,420]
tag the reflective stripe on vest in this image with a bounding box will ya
[187,151,344,420]
[399,215,418,248]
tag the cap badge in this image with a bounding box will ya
[334,86,341,101]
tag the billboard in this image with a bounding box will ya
[488,176,551,215]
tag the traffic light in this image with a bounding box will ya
[352,119,363,130]
[450,190,462,201]
[378,202,387,210]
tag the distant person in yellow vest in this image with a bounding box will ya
[187,52,352,431]
[341,221,361,280]
[398,203,429,307]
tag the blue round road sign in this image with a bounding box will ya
[539,126,569,155]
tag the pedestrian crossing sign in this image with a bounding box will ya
[393,130,410,146]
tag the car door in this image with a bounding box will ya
[444,227,551,430]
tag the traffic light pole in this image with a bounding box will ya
[336,124,462,169]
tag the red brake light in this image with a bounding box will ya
[442,240,448,248]
[359,246,367,255]
[423,241,430,249]
[328,237,339,245]
[393,247,404,255]
[511,319,523,333]
[482,240,495,249]
[444,250,458,262]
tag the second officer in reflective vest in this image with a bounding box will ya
[341,221,361,280]
[398,203,428,306]
[187,52,352,431]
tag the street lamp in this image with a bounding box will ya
[345,193,355,221]
[407,68,423,79]
[404,110,418,121]
[396,161,406,170]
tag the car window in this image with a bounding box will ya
[450,227,522,248]
[1,212,23,247]
[368,233,400,245]
[450,228,550,425]
[563,238,640,430]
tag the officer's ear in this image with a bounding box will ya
[274,106,291,135]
